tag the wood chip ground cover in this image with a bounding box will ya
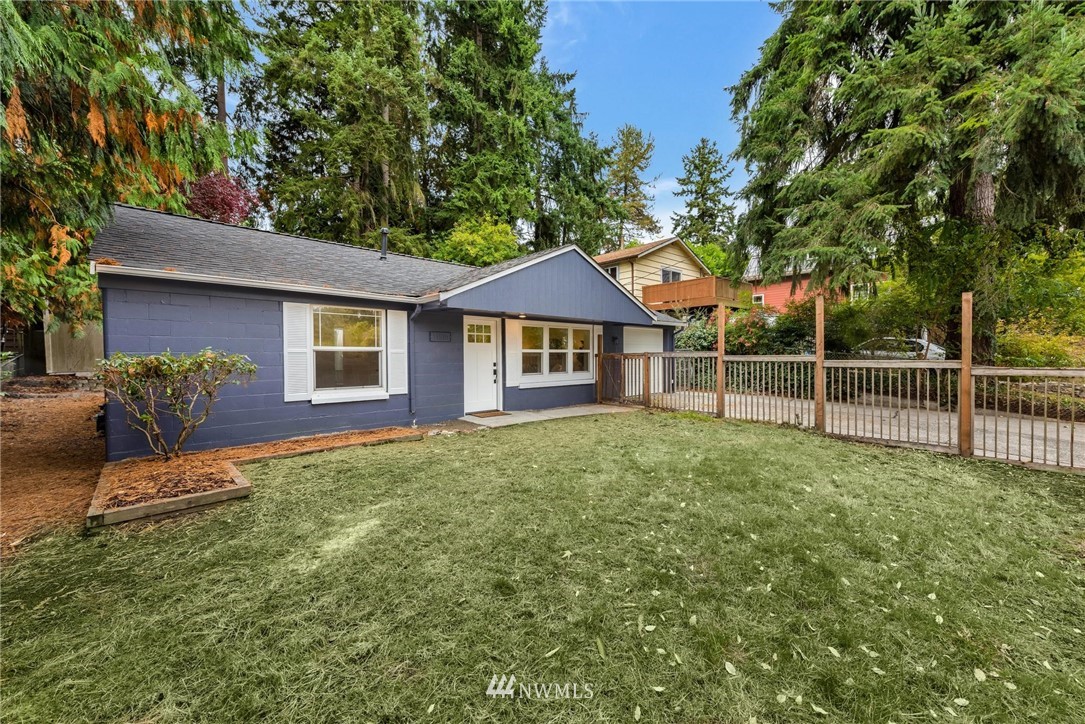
[0,394,105,554]
[2,412,1083,722]
[96,427,418,510]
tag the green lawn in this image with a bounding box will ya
[3,412,1084,722]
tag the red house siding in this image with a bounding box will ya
[750,275,818,311]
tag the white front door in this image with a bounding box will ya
[464,318,500,413]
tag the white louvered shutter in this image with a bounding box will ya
[283,302,311,402]
[504,319,522,387]
[386,310,409,395]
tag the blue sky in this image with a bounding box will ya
[541,1,782,239]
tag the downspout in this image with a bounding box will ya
[408,303,423,419]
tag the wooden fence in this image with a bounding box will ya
[598,293,1084,473]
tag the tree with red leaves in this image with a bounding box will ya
[184,173,258,225]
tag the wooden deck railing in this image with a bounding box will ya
[642,276,750,310]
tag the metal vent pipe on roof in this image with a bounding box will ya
[380,228,389,260]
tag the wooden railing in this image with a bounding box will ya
[972,367,1084,469]
[596,295,1084,473]
[641,276,750,310]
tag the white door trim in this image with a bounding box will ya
[463,315,503,414]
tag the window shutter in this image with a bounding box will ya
[505,319,521,387]
[386,310,408,395]
[283,302,311,402]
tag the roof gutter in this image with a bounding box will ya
[91,263,438,304]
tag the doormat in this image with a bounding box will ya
[469,410,509,418]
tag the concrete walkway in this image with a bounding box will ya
[461,404,634,428]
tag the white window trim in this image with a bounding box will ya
[752,294,765,305]
[661,266,682,283]
[515,320,595,387]
[308,305,390,404]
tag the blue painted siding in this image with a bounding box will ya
[441,251,655,326]
[409,311,464,424]
[99,273,671,460]
[100,278,461,460]
[503,383,595,410]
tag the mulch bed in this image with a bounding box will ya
[94,426,422,514]
[1,393,106,555]
[3,387,473,549]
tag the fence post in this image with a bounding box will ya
[815,294,825,431]
[716,304,726,418]
[643,352,651,408]
[959,292,973,457]
[596,333,603,404]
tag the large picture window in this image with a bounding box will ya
[520,322,593,381]
[312,306,383,390]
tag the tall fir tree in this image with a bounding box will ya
[529,64,615,255]
[256,0,428,246]
[605,124,661,250]
[671,138,735,249]
[424,0,547,233]
[730,0,1085,356]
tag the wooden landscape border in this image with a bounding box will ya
[85,432,425,528]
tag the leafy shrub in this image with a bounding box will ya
[0,350,15,381]
[725,306,777,353]
[674,314,718,351]
[97,349,257,459]
[434,215,522,266]
[995,322,1085,367]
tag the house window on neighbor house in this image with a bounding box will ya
[752,294,765,306]
[849,282,874,301]
[661,267,682,283]
[312,306,383,390]
[521,323,593,378]
[606,266,619,279]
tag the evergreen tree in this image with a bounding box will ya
[424,0,547,232]
[730,0,1085,356]
[671,138,735,249]
[529,64,615,255]
[257,0,428,245]
[605,124,661,250]
[1,0,249,328]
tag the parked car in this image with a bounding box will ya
[856,337,947,360]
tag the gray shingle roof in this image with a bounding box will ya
[92,206,676,327]
[93,205,473,298]
[424,247,567,294]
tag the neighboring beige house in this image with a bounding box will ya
[594,237,749,312]
[594,237,708,300]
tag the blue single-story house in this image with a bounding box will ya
[93,205,680,460]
